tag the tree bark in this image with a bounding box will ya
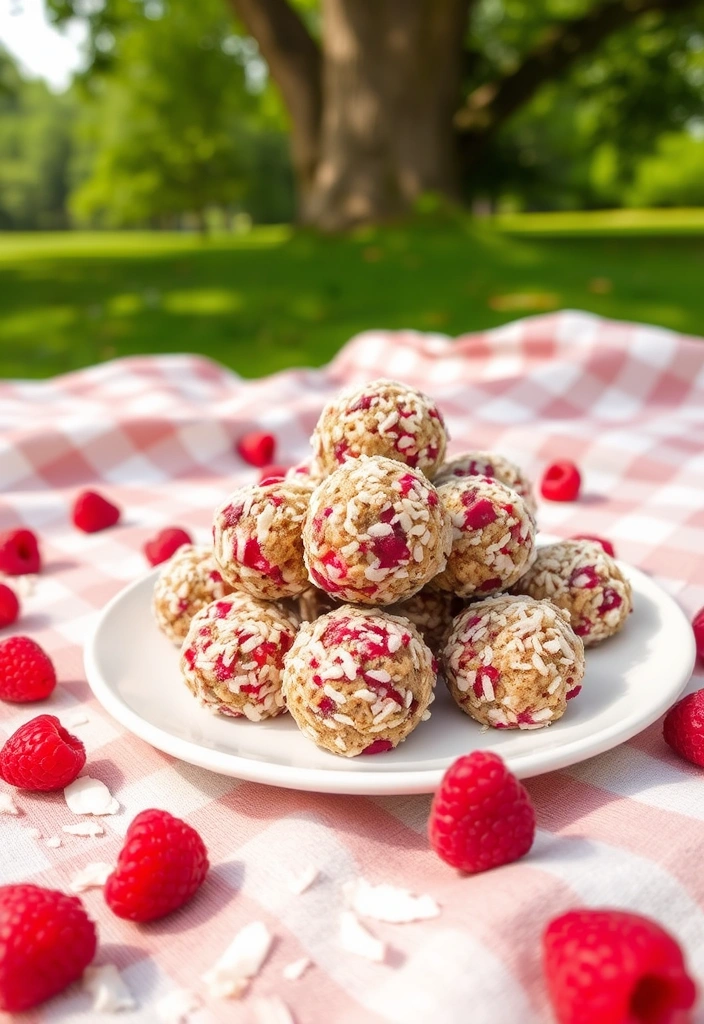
[302,0,470,230]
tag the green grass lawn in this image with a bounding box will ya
[1,212,703,379]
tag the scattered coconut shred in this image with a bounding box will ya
[70,861,113,894]
[66,711,90,728]
[344,877,440,924]
[64,776,119,816]
[253,995,296,1024]
[63,821,105,837]
[83,964,136,1013]
[282,958,311,982]
[338,911,385,963]
[287,866,318,895]
[202,921,273,999]
[0,792,19,815]
[45,836,62,849]
[155,988,205,1024]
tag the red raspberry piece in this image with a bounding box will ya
[0,584,19,629]
[105,808,209,922]
[0,636,56,703]
[259,464,289,484]
[72,490,121,533]
[0,714,86,791]
[541,461,581,502]
[693,607,704,664]
[543,908,696,1024]
[428,751,535,873]
[144,526,192,567]
[663,689,704,767]
[237,431,276,468]
[571,534,616,557]
[0,884,96,1012]
[0,529,41,575]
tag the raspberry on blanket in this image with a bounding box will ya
[442,595,585,730]
[0,714,86,790]
[432,475,536,598]
[237,431,276,468]
[0,884,97,1012]
[693,607,704,664]
[0,529,41,576]
[180,592,298,720]
[0,584,19,629]
[0,635,56,702]
[514,539,632,645]
[540,460,581,502]
[282,605,436,757]
[105,808,208,922]
[153,544,233,644]
[428,750,536,873]
[663,689,704,767]
[144,526,192,566]
[72,490,121,533]
[436,450,537,516]
[311,379,448,478]
[303,456,452,606]
[543,908,696,1024]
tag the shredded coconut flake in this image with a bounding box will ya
[282,957,311,981]
[338,911,386,962]
[253,996,296,1024]
[0,792,19,815]
[156,989,203,1024]
[202,921,273,999]
[70,861,113,893]
[288,866,318,895]
[344,877,440,924]
[66,711,89,728]
[64,776,120,816]
[63,821,105,837]
[45,836,61,848]
[83,964,136,1013]
[24,826,41,839]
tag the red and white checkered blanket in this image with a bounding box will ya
[1,310,703,1023]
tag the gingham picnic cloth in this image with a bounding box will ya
[1,309,704,1024]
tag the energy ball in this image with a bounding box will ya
[443,595,585,730]
[213,479,311,600]
[389,588,459,653]
[180,592,298,721]
[436,450,537,516]
[282,605,436,757]
[153,544,232,644]
[303,455,452,606]
[311,379,448,478]
[513,539,632,646]
[433,475,536,598]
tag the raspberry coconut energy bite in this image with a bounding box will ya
[153,544,232,644]
[433,475,536,598]
[514,539,632,646]
[213,479,312,600]
[389,588,459,653]
[436,450,537,516]
[180,592,298,720]
[303,456,452,606]
[311,379,448,478]
[443,595,585,729]
[282,605,436,757]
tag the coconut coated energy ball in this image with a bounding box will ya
[213,479,312,600]
[433,475,536,598]
[443,595,585,729]
[282,605,436,757]
[153,544,233,644]
[303,455,452,606]
[180,592,298,720]
[513,539,632,645]
[311,379,448,478]
[436,450,537,516]
[389,588,459,653]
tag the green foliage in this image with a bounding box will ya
[628,132,704,207]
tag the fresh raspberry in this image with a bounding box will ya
[663,690,704,767]
[428,751,535,873]
[72,490,121,533]
[543,908,696,1024]
[105,808,209,922]
[259,464,289,484]
[0,529,41,575]
[0,584,19,629]
[0,714,86,791]
[0,636,56,703]
[571,534,616,558]
[237,431,276,468]
[0,884,96,1012]
[693,607,704,664]
[541,461,582,502]
[144,527,193,567]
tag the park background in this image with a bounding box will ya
[1,0,704,380]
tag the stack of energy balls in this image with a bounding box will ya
[153,380,633,758]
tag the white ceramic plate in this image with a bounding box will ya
[84,561,695,795]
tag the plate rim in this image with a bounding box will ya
[83,562,697,795]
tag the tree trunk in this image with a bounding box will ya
[301,0,468,230]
